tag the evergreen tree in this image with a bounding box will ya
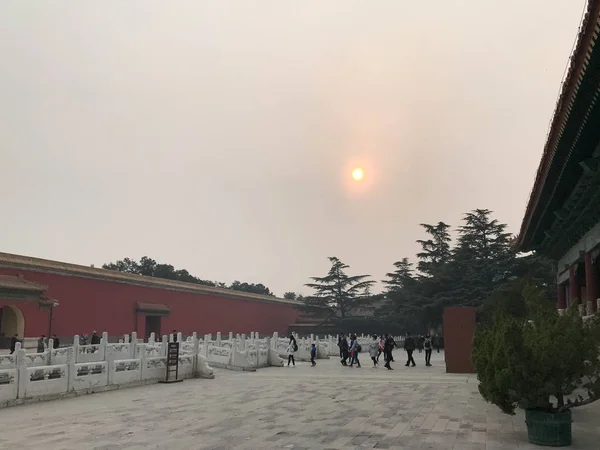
[383,258,415,293]
[416,222,452,277]
[300,257,375,322]
[452,209,514,306]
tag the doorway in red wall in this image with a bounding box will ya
[145,315,161,339]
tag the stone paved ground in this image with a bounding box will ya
[1,351,599,449]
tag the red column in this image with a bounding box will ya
[585,252,598,313]
[557,283,567,310]
[569,265,581,305]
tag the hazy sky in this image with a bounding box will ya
[0,1,586,296]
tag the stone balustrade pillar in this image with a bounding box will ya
[161,335,168,357]
[101,332,108,360]
[66,346,75,392]
[47,339,54,365]
[216,332,222,347]
[203,334,209,358]
[16,342,27,399]
[149,332,155,344]
[130,332,137,358]
[138,344,147,380]
[73,335,80,363]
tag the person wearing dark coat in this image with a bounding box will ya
[9,334,18,354]
[383,334,395,370]
[340,334,350,366]
[52,334,60,349]
[404,332,416,367]
[37,336,46,353]
[90,331,101,345]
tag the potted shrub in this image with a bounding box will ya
[473,284,600,447]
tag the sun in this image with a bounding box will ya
[352,168,364,181]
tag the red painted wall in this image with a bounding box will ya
[0,268,300,338]
[443,307,476,374]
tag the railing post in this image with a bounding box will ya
[201,334,207,359]
[161,335,168,357]
[191,332,199,376]
[67,346,75,392]
[47,339,54,365]
[216,332,221,347]
[100,332,108,360]
[16,343,28,399]
[73,334,80,364]
[130,332,137,359]
[138,344,147,380]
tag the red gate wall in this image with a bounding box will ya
[443,307,476,374]
[0,268,299,338]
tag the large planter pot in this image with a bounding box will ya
[525,409,572,447]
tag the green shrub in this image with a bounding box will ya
[473,283,600,414]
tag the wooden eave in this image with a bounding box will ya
[517,1,600,252]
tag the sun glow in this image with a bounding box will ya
[352,168,364,181]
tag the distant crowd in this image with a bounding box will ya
[285,332,442,369]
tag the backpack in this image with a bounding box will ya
[357,344,362,352]
[293,342,298,352]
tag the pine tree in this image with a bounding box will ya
[300,257,375,321]
[452,209,514,306]
[383,258,415,293]
[416,222,452,277]
[380,258,420,325]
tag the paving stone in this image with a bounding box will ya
[0,352,597,449]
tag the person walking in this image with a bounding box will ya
[9,334,18,354]
[37,336,46,353]
[349,334,361,367]
[52,333,60,349]
[386,334,397,362]
[404,332,416,367]
[287,335,297,367]
[368,335,379,367]
[340,334,349,366]
[424,334,433,366]
[377,335,385,362]
[383,334,394,370]
[310,343,317,367]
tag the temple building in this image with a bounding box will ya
[516,1,600,315]
[0,252,300,347]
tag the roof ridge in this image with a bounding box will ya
[517,0,600,249]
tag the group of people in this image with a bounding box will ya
[282,332,440,369]
[336,333,365,367]
[285,334,317,367]
[342,332,437,369]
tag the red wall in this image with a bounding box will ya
[0,268,300,338]
[443,307,476,374]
